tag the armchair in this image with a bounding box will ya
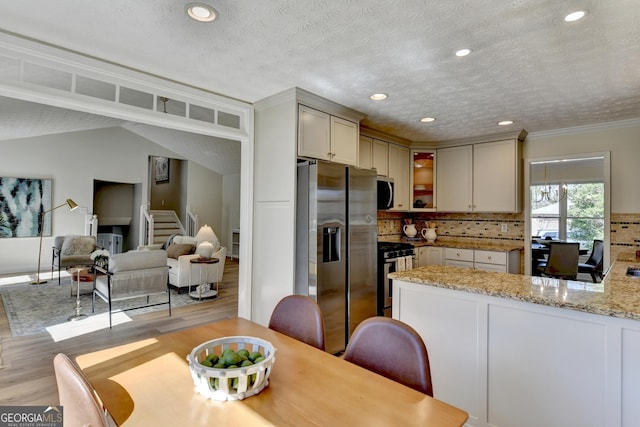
[162,235,227,290]
[51,235,97,285]
[92,249,170,328]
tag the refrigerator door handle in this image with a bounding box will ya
[323,226,341,263]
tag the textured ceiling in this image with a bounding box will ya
[0,0,639,143]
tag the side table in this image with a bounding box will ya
[68,267,88,321]
[188,257,219,300]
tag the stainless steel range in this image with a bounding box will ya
[377,242,415,317]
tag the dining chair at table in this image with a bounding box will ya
[578,239,605,282]
[268,295,326,351]
[53,353,111,427]
[343,316,433,396]
[536,242,580,280]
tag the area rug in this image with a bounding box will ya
[0,281,210,337]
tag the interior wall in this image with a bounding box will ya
[222,173,241,249]
[525,121,640,213]
[186,161,224,245]
[149,157,183,215]
[0,126,178,274]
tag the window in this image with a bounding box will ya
[531,182,604,251]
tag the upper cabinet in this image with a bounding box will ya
[436,138,522,212]
[410,150,436,211]
[372,139,389,176]
[358,135,373,170]
[388,144,411,211]
[298,104,359,166]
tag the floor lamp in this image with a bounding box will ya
[32,198,78,285]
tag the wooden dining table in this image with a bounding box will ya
[76,317,468,426]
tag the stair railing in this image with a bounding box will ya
[186,204,199,237]
[140,204,154,246]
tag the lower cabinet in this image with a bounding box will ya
[393,281,640,427]
[443,247,520,273]
[416,246,443,267]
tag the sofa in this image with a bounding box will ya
[139,235,226,291]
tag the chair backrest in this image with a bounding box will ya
[105,250,169,299]
[268,295,325,351]
[343,317,433,396]
[544,242,580,279]
[586,239,605,270]
[53,353,109,427]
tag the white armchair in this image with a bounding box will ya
[163,235,226,290]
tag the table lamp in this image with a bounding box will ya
[195,224,218,259]
[32,198,78,285]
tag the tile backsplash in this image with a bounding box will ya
[377,211,524,245]
[377,211,640,262]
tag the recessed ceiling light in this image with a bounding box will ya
[455,49,472,57]
[420,117,436,123]
[186,3,218,22]
[498,120,514,126]
[370,93,388,101]
[564,10,587,22]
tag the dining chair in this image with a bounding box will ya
[53,353,110,427]
[268,295,326,351]
[343,316,433,396]
[578,239,605,282]
[537,242,580,280]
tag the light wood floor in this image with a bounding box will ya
[0,258,239,406]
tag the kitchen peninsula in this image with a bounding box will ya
[389,253,640,427]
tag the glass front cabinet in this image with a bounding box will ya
[410,150,436,211]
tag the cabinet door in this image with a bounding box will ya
[473,139,521,212]
[426,247,443,265]
[358,135,373,169]
[298,105,331,161]
[436,145,473,212]
[411,150,436,211]
[388,144,410,210]
[330,116,358,166]
[373,139,389,176]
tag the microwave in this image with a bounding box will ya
[377,177,394,210]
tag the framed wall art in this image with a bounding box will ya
[154,157,170,183]
[0,177,52,238]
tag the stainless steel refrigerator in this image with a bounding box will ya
[296,160,377,354]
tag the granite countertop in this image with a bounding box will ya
[389,252,640,320]
[378,236,523,252]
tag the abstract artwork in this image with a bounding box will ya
[0,177,52,238]
[154,157,170,183]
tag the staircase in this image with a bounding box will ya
[149,210,185,245]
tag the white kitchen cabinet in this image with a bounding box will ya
[417,246,443,267]
[388,143,410,211]
[298,104,358,166]
[474,249,520,274]
[436,138,522,212]
[473,139,522,212]
[444,247,474,269]
[393,280,640,427]
[410,150,436,211]
[436,145,473,212]
[358,135,373,169]
[442,247,520,273]
[373,139,389,176]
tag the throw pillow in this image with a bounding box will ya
[61,236,96,256]
[166,243,194,259]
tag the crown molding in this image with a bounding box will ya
[527,118,640,140]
